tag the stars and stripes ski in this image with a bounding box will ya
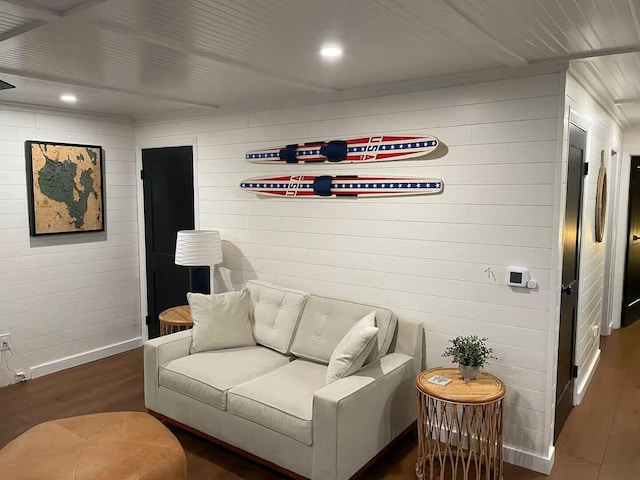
[245,135,438,164]
[240,175,443,198]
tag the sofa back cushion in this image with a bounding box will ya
[290,294,397,365]
[246,280,309,354]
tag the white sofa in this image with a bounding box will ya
[144,280,422,480]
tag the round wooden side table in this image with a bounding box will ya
[415,367,506,480]
[159,305,193,336]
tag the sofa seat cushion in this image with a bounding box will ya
[159,346,290,411]
[227,359,327,446]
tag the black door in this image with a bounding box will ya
[555,124,586,441]
[622,156,640,327]
[142,146,194,338]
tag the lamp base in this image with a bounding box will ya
[189,266,211,294]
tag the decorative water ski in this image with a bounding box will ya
[245,135,439,164]
[240,175,443,198]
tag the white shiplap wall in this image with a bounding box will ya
[563,74,623,404]
[0,105,142,385]
[136,72,563,468]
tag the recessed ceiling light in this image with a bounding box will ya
[60,93,77,103]
[320,44,343,59]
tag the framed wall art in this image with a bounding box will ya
[25,140,104,236]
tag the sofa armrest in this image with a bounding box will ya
[312,353,416,480]
[143,330,192,411]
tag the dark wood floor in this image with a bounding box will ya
[1,320,638,479]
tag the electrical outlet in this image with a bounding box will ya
[0,333,9,351]
[15,372,27,383]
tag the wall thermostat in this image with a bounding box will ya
[507,267,531,288]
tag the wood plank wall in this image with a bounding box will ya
[136,73,564,458]
[0,107,141,383]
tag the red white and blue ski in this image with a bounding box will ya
[240,175,443,198]
[245,135,438,164]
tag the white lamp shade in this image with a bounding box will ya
[175,230,223,266]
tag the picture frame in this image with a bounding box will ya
[25,140,105,236]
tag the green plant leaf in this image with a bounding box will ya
[442,335,497,367]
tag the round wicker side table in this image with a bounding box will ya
[415,367,506,480]
[159,305,192,336]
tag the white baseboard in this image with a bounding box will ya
[574,348,601,405]
[504,444,555,474]
[30,337,143,379]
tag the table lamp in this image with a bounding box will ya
[175,230,223,294]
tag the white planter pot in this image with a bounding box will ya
[458,364,481,382]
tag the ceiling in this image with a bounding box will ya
[0,0,640,123]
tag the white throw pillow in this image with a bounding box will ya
[188,288,255,353]
[326,311,379,384]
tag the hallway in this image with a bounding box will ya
[547,319,640,479]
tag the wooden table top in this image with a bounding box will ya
[159,305,192,326]
[416,367,506,404]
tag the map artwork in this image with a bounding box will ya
[25,141,104,236]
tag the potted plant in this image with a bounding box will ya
[442,335,496,382]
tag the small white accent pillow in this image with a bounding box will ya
[326,311,379,384]
[188,288,255,353]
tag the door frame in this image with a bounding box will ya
[611,147,640,331]
[135,136,199,342]
[563,114,590,408]
[601,149,620,335]
[620,155,640,327]
[548,107,591,451]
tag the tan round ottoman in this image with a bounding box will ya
[0,412,187,480]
